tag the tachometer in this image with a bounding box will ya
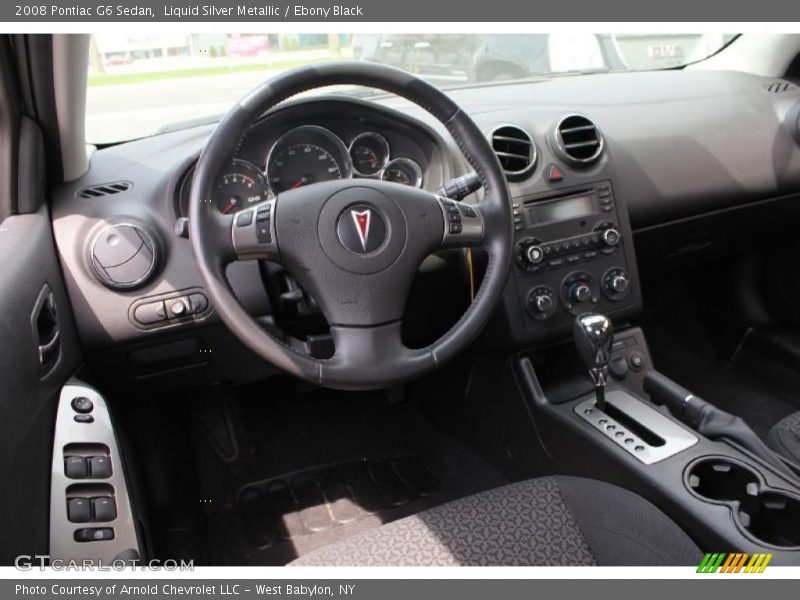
[266,126,351,194]
[214,159,269,214]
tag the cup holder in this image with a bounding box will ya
[686,457,800,549]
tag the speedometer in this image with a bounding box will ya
[266,125,351,194]
[268,144,342,193]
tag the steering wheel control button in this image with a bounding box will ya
[89,456,112,479]
[74,528,115,543]
[74,414,94,424]
[236,211,253,227]
[337,204,387,254]
[255,206,273,243]
[90,223,159,290]
[92,497,117,522]
[71,396,94,414]
[64,457,89,479]
[133,300,167,325]
[67,498,92,523]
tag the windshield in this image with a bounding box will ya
[86,33,737,145]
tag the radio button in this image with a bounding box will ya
[525,245,544,264]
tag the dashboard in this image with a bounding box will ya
[50,69,800,377]
[175,101,446,219]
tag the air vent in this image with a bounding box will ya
[78,181,132,199]
[554,114,604,166]
[764,81,796,94]
[491,126,537,181]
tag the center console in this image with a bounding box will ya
[513,320,800,564]
[502,179,641,345]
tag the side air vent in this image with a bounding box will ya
[78,181,132,199]
[554,114,604,166]
[491,125,537,181]
[764,81,796,94]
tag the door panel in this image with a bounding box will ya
[0,207,81,564]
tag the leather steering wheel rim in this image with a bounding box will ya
[189,62,513,390]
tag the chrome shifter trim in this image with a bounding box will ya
[575,389,698,465]
[49,381,141,562]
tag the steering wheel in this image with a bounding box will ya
[189,62,513,390]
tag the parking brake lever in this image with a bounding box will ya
[644,370,799,478]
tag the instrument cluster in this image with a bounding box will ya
[178,125,425,216]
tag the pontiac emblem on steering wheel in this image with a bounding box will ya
[337,204,387,254]
[351,209,371,251]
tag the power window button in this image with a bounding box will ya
[64,456,88,479]
[92,497,117,522]
[67,498,92,523]
[89,456,112,479]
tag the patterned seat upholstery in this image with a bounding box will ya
[767,411,800,465]
[290,476,702,566]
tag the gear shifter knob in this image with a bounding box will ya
[573,313,613,410]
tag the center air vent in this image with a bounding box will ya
[491,125,537,181]
[78,181,132,199]
[554,115,604,166]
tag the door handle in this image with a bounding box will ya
[31,284,61,374]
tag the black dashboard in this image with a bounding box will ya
[50,69,800,383]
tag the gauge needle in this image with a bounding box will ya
[288,178,308,190]
[221,202,236,215]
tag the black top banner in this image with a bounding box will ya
[2,0,797,22]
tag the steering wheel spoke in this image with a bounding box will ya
[230,199,280,262]
[323,323,434,387]
[437,197,485,249]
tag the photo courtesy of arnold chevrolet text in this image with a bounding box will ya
[0,0,799,595]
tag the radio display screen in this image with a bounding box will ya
[527,193,595,224]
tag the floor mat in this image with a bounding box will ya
[235,456,442,564]
[190,382,506,565]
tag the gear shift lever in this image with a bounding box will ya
[573,313,613,411]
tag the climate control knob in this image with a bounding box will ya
[602,267,632,301]
[609,274,629,294]
[570,283,592,303]
[602,228,621,247]
[535,294,554,313]
[526,286,558,320]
